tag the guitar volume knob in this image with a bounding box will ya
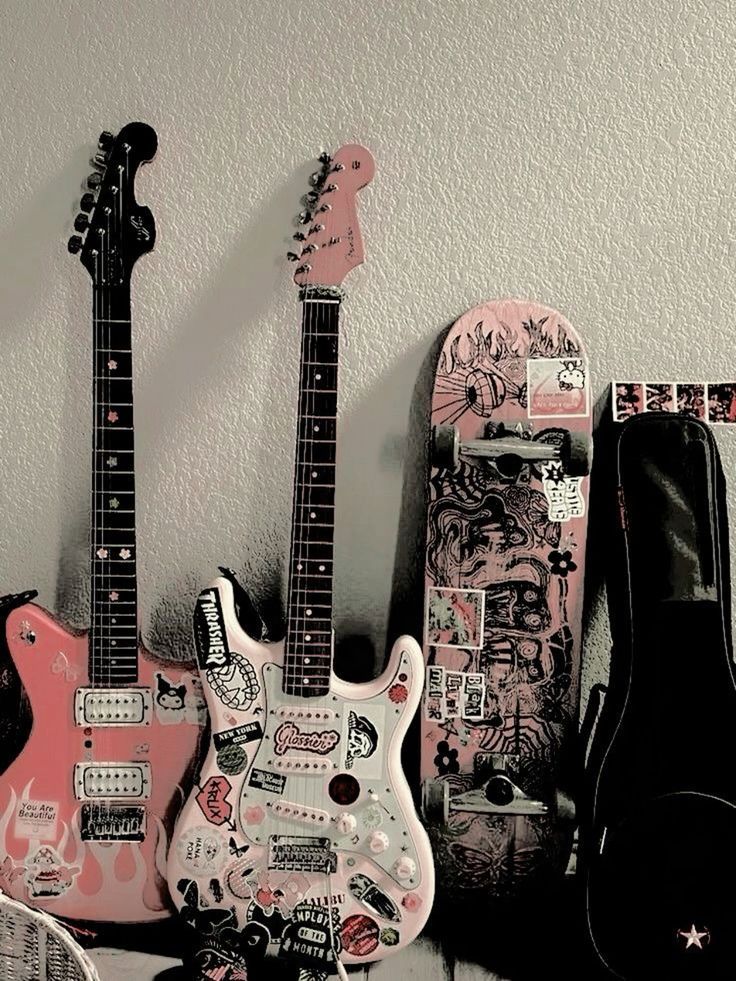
[368,831,390,854]
[394,856,416,881]
[336,812,357,835]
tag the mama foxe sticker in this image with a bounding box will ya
[341,707,382,779]
[176,826,227,877]
[528,358,589,419]
[541,463,585,522]
[426,587,484,649]
[14,800,58,840]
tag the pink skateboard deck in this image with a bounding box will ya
[420,300,592,899]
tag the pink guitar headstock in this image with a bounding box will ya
[289,144,375,288]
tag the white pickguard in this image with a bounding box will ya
[168,576,435,969]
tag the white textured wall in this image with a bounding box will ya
[1,1,735,977]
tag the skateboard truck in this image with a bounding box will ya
[432,423,592,478]
[423,753,575,823]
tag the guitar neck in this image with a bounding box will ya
[283,287,342,697]
[89,282,138,686]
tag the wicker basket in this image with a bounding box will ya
[0,891,100,981]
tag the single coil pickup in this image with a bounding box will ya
[73,762,151,801]
[267,799,330,826]
[271,757,336,773]
[275,706,336,722]
[74,688,152,726]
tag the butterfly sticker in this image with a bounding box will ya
[228,837,249,859]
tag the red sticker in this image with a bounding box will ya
[341,914,380,957]
[388,684,408,703]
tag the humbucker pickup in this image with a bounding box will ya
[74,688,153,726]
[73,763,151,801]
[80,803,147,841]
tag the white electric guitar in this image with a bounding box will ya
[167,146,434,975]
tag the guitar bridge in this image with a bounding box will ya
[80,803,146,841]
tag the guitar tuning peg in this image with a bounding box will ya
[79,192,95,213]
[309,171,325,187]
[297,210,312,224]
[286,252,299,262]
[86,172,102,190]
[67,235,83,254]
[92,151,108,169]
[318,152,332,165]
[98,131,114,151]
[292,232,306,241]
[301,243,318,254]
[74,214,89,232]
[303,191,319,205]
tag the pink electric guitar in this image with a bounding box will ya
[0,123,204,922]
[168,147,434,974]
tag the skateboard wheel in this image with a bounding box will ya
[562,430,593,477]
[432,424,460,470]
[422,778,450,824]
[495,453,523,479]
[485,774,515,807]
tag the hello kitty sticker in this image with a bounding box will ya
[527,358,589,419]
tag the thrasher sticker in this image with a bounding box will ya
[541,462,585,522]
[424,666,486,723]
[194,587,231,669]
[14,800,58,841]
[527,358,589,419]
[426,587,485,649]
[248,768,286,795]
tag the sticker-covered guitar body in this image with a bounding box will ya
[169,146,434,973]
[0,123,204,922]
[420,300,592,900]
[169,577,431,967]
[0,604,202,921]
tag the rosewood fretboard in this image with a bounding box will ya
[89,283,139,686]
[283,287,341,697]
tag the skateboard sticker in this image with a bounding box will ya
[426,587,485,649]
[342,709,382,777]
[541,463,585,522]
[707,383,736,423]
[423,665,486,723]
[527,358,589,419]
[613,382,644,421]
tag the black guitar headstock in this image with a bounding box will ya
[68,122,157,286]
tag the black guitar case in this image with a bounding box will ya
[584,412,736,979]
